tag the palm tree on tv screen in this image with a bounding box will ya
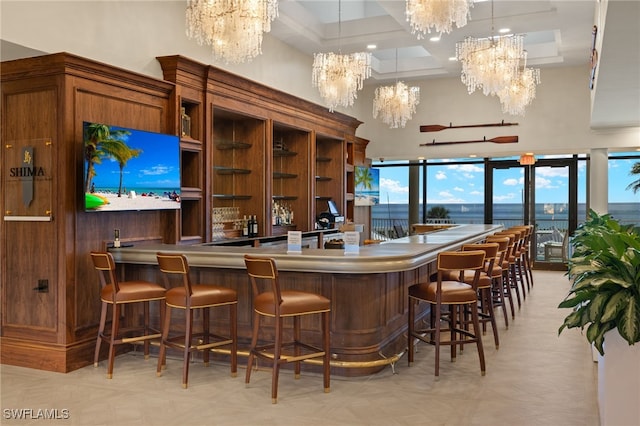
[355,166,373,190]
[84,123,132,193]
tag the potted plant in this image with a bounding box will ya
[558,209,640,425]
[558,209,640,352]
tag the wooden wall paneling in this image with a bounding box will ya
[2,85,59,345]
[1,53,175,372]
[73,81,174,327]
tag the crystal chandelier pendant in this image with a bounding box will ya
[499,66,541,116]
[456,34,525,96]
[311,0,371,112]
[406,0,473,37]
[312,52,372,112]
[185,0,279,64]
[373,82,420,129]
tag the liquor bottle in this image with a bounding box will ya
[180,107,191,137]
[242,215,248,237]
[251,215,259,237]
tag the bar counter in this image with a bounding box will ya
[110,224,502,376]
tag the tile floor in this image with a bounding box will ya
[1,270,599,425]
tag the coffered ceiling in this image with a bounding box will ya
[270,0,639,129]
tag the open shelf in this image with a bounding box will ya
[214,166,251,175]
[273,149,297,157]
[215,141,252,150]
[273,172,298,179]
[213,194,252,200]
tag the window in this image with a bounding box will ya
[608,152,640,225]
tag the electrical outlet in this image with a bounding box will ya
[36,279,48,293]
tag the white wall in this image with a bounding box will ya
[355,66,640,161]
[2,0,638,161]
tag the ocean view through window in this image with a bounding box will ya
[371,154,640,242]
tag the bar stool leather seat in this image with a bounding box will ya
[411,280,478,303]
[408,250,487,377]
[90,251,166,379]
[442,243,501,349]
[155,252,237,389]
[244,254,331,404]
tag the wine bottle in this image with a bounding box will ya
[251,215,259,237]
[242,215,248,237]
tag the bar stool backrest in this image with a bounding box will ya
[156,252,193,298]
[244,255,282,306]
[484,236,510,265]
[436,250,486,289]
[90,251,120,297]
[461,242,499,272]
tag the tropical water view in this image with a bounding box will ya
[372,202,639,237]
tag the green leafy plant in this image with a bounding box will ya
[427,205,450,219]
[558,209,640,355]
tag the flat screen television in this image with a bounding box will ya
[83,122,181,212]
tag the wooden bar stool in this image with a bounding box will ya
[155,252,237,389]
[509,225,535,289]
[493,231,524,308]
[457,242,501,349]
[408,250,487,377]
[90,251,166,379]
[243,254,331,404]
[485,235,515,323]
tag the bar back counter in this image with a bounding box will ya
[111,224,501,376]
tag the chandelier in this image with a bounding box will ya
[185,0,279,64]
[373,81,421,128]
[455,0,527,98]
[406,0,473,37]
[456,33,524,96]
[499,63,541,116]
[372,50,420,128]
[312,52,371,112]
[311,0,371,112]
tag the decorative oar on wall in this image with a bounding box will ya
[420,135,518,147]
[419,120,518,133]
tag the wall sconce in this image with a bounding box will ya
[519,153,536,165]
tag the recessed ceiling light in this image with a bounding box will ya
[499,28,511,34]
[430,36,440,42]
[367,44,377,50]
[417,156,425,160]
[448,56,457,61]
[469,154,477,158]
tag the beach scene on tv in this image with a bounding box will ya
[83,122,181,212]
[355,166,380,206]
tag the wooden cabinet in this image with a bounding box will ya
[314,134,345,221]
[271,123,311,234]
[179,100,204,242]
[212,109,266,235]
[158,55,363,239]
[156,56,208,244]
